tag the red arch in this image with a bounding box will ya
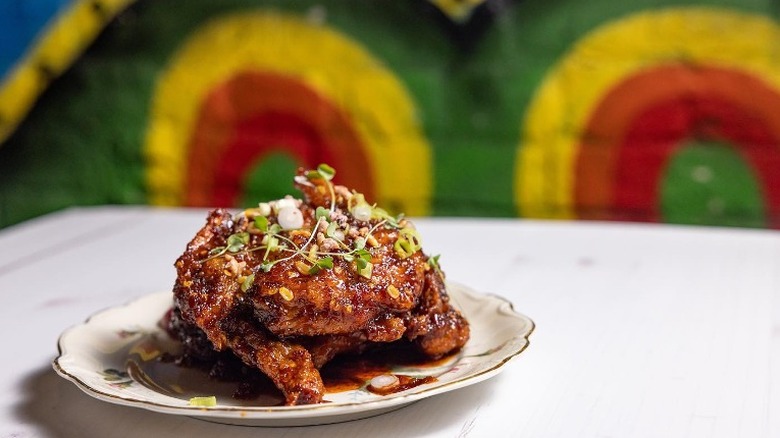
[185,71,374,207]
[575,65,780,227]
[614,96,777,222]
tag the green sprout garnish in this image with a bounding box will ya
[240,273,255,292]
[325,221,338,238]
[254,215,269,232]
[394,227,422,259]
[354,249,371,266]
[189,396,217,407]
[317,163,336,179]
[204,231,251,260]
[357,261,373,279]
[315,206,330,222]
[226,232,249,253]
[201,165,428,285]
[261,235,281,261]
[307,256,334,275]
[207,246,226,257]
[372,207,403,229]
[428,254,441,271]
[306,163,337,211]
[428,254,443,278]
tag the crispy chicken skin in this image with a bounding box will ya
[169,167,469,405]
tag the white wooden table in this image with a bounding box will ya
[1,206,778,437]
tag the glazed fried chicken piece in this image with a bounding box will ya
[170,166,469,405]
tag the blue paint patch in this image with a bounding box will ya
[0,0,73,80]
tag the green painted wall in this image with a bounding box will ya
[0,0,777,228]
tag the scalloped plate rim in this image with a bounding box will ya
[53,282,534,426]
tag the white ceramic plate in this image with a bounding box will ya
[53,283,534,427]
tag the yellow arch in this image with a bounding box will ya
[516,7,780,218]
[144,10,431,215]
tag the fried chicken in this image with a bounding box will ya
[168,166,469,405]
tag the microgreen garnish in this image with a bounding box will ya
[208,246,226,257]
[317,163,336,179]
[394,227,422,259]
[254,215,269,232]
[204,231,251,260]
[307,256,334,275]
[315,206,330,222]
[240,273,255,292]
[227,232,250,253]
[354,248,372,265]
[372,207,403,229]
[357,261,373,278]
[189,396,217,407]
[318,256,334,268]
[261,234,281,260]
[201,165,430,286]
[326,221,338,238]
[428,254,441,271]
[306,163,337,211]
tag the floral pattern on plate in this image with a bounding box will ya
[53,282,534,427]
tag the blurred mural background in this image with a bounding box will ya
[1,0,779,229]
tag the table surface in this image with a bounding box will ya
[2,206,778,438]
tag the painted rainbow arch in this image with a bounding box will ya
[144,11,432,215]
[0,0,133,144]
[516,7,780,226]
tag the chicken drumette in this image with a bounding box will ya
[169,166,469,405]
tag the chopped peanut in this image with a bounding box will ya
[295,260,311,275]
[279,287,294,301]
[387,285,401,298]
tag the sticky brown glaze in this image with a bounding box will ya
[169,168,469,405]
